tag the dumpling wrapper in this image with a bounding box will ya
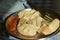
[17,24,37,36]
[18,9,36,21]
[42,18,60,35]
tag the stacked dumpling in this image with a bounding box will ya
[17,9,60,39]
[17,9,43,38]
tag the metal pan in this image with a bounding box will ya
[4,8,60,40]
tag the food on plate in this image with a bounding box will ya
[6,9,60,39]
[17,9,60,38]
[6,15,19,35]
[18,9,36,19]
[38,18,60,35]
[17,24,36,36]
[17,9,43,38]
